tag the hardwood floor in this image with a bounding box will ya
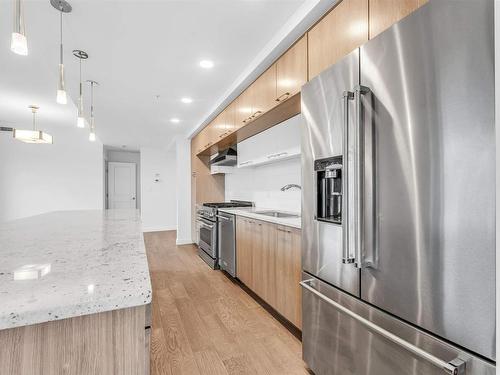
[144,231,309,375]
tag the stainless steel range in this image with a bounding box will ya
[300,1,495,374]
[196,200,253,269]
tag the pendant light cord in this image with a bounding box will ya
[90,82,94,122]
[79,58,82,99]
[59,5,63,65]
[32,109,36,131]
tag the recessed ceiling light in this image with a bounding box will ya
[170,118,180,124]
[181,97,193,104]
[199,60,214,69]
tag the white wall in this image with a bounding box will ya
[140,147,177,232]
[0,126,104,222]
[106,149,141,209]
[175,137,192,244]
[225,158,301,212]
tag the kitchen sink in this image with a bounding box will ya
[254,211,300,218]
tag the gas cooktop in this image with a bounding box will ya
[202,201,253,209]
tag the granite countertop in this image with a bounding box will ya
[0,209,152,330]
[218,207,301,229]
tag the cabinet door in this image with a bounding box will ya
[369,0,428,39]
[275,225,302,328]
[250,65,277,121]
[208,114,224,146]
[308,0,368,79]
[276,36,307,102]
[195,127,210,154]
[234,89,253,128]
[251,220,276,304]
[224,101,238,135]
[236,217,253,287]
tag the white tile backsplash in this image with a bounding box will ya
[225,157,301,213]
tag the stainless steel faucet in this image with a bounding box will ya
[281,184,301,191]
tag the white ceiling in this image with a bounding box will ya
[0,0,317,150]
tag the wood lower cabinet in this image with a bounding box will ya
[236,216,253,287]
[369,0,428,39]
[274,225,302,328]
[308,0,368,79]
[236,216,302,329]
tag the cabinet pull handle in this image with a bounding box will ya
[239,160,253,166]
[277,228,291,233]
[267,152,288,159]
[252,111,262,118]
[276,92,290,102]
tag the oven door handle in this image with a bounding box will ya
[198,221,214,230]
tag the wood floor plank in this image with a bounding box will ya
[194,350,229,375]
[144,230,309,375]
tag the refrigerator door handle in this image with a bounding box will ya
[300,279,467,375]
[342,90,355,264]
[353,85,371,268]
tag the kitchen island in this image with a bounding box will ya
[0,209,152,375]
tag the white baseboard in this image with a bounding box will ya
[142,225,177,233]
[176,238,194,245]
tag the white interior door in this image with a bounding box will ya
[108,162,137,209]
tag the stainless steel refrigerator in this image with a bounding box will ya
[300,1,495,374]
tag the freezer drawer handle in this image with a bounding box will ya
[299,279,467,375]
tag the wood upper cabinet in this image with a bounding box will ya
[369,0,428,39]
[276,36,307,102]
[250,64,277,121]
[224,101,239,135]
[308,0,368,79]
[234,89,253,128]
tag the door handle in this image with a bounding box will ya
[342,90,354,265]
[300,279,467,375]
[352,85,370,269]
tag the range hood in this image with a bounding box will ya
[210,147,237,166]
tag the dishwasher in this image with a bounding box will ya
[216,212,236,277]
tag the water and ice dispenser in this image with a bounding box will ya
[315,156,343,224]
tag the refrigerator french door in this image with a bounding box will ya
[300,1,495,374]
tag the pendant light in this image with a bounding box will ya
[11,0,28,55]
[51,0,72,105]
[73,50,88,128]
[13,105,53,144]
[87,80,98,142]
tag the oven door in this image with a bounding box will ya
[197,217,216,258]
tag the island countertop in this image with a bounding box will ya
[0,209,152,330]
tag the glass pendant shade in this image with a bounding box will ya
[56,64,67,104]
[77,116,85,128]
[11,32,28,56]
[11,0,28,56]
[13,105,53,144]
[77,96,84,127]
[88,131,96,142]
[13,129,53,144]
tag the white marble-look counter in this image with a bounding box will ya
[0,209,152,330]
[218,207,301,229]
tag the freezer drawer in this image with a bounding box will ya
[301,273,494,375]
